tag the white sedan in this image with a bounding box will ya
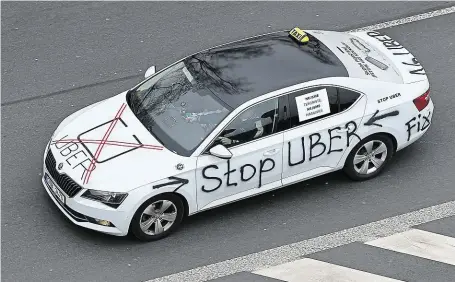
[42,28,433,241]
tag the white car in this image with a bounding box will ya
[42,28,434,241]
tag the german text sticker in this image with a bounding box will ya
[295,88,331,122]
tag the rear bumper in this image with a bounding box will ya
[397,99,434,151]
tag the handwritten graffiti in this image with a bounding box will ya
[288,137,306,166]
[201,121,361,193]
[405,111,432,141]
[366,31,426,75]
[52,134,163,182]
[153,176,188,192]
[328,127,344,154]
[288,121,361,166]
[52,135,95,180]
[240,164,256,182]
[201,165,222,192]
[81,103,127,184]
[364,110,400,127]
[51,103,163,183]
[201,158,275,192]
[366,31,407,52]
[403,57,425,76]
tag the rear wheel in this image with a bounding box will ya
[343,134,394,181]
[131,193,184,241]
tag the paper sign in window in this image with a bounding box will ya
[295,88,331,122]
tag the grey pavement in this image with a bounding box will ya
[208,216,455,282]
[307,216,455,282]
[2,2,455,282]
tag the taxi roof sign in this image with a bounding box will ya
[289,27,309,43]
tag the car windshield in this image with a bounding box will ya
[127,60,233,157]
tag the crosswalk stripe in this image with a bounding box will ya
[252,258,403,282]
[365,229,455,266]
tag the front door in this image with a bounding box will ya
[196,97,287,210]
[282,86,366,184]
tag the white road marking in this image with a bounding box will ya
[366,229,455,266]
[253,258,403,282]
[349,6,455,32]
[146,7,455,282]
[146,201,455,282]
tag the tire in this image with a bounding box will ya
[130,193,184,241]
[343,134,394,181]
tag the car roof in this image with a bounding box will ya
[186,31,349,108]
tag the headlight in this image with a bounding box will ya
[81,189,128,208]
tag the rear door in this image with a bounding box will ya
[282,85,367,185]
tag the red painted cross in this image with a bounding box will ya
[51,103,163,185]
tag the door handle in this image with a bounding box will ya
[264,149,280,156]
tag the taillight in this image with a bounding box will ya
[413,89,430,111]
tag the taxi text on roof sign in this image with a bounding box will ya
[289,27,309,43]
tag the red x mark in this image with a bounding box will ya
[52,139,163,150]
[52,103,165,185]
[82,103,127,184]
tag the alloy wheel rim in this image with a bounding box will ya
[140,200,177,235]
[353,140,388,175]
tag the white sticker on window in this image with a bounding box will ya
[295,88,331,122]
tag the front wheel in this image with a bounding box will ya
[343,134,394,181]
[130,193,184,241]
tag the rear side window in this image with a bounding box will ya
[287,86,360,127]
[288,86,339,127]
[338,88,361,111]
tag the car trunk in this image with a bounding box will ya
[307,29,428,84]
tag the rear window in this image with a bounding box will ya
[338,87,360,111]
[190,31,349,108]
[341,35,403,83]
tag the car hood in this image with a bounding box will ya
[48,91,192,193]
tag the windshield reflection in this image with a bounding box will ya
[127,31,347,156]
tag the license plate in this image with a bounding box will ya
[45,173,66,204]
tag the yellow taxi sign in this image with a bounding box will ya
[289,27,309,43]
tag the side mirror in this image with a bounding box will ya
[145,66,156,78]
[209,144,232,159]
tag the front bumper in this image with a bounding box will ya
[41,143,134,236]
[41,169,131,236]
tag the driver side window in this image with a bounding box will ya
[214,98,280,148]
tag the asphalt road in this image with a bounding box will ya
[2,2,455,282]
